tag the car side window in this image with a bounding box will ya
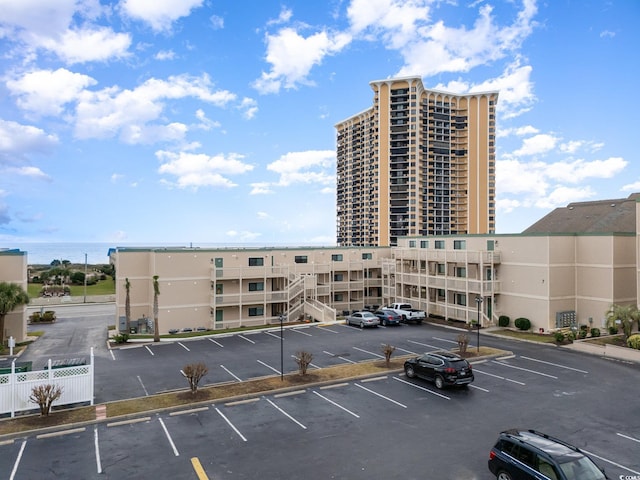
[537,456,559,480]
[517,446,536,468]
[500,440,516,456]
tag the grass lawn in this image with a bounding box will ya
[27,277,115,298]
[488,328,557,343]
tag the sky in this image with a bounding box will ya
[0,0,639,248]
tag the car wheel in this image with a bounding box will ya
[360,322,364,329]
[434,375,445,389]
[404,365,415,378]
[382,319,387,326]
[496,471,512,480]
[417,319,423,325]
[401,315,407,322]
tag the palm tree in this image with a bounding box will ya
[0,282,30,345]
[124,278,131,332]
[606,304,640,340]
[152,275,160,342]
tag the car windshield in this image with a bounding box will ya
[558,456,606,480]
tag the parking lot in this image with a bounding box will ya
[4,307,640,479]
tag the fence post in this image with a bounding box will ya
[90,347,94,406]
[11,359,15,418]
[48,358,53,381]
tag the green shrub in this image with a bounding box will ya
[578,329,587,339]
[554,331,566,343]
[627,334,640,350]
[608,326,619,335]
[42,311,56,322]
[514,317,531,331]
[112,333,129,344]
[29,312,41,322]
[498,315,510,327]
[590,327,601,337]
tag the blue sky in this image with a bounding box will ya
[0,0,638,247]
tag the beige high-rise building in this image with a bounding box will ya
[336,76,498,247]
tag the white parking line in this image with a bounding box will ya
[491,360,558,379]
[473,368,526,385]
[582,448,640,475]
[158,417,179,456]
[469,384,490,392]
[312,391,360,418]
[239,335,255,344]
[264,331,282,339]
[178,342,190,352]
[407,340,442,350]
[257,359,280,375]
[617,432,640,444]
[220,365,242,382]
[215,407,247,441]
[352,346,384,358]
[323,350,357,364]
[266,398,307,429]
[291,354,321,369]
[519,356,588,374]
[208,338,224,347]
[145,345,155,356]
[291,328,312,337]
[10,440,26,480]
[355,383,407,408]
[432,336,458,345]
[389,345,419,355]
[109,350,115,360]
[94,425,102,474]
[137,375,149,396]
[319,327,341,334]
[393,377,450,400]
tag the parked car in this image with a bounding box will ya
[374,309,402,326]
[488,429,608,480]
[386,303,426,324]
[345,311,380,328]
[403,351,473,388]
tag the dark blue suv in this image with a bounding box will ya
[488,429,607,480]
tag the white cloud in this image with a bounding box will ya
[74,74,236,142]
[253,28,351,94]
[267,7,293,26]
[0,119,58,163]
[250,182,274,195]
[267,150,336,186]
[544,157,627,183]
[534,186,596,209]
[513,134,559,156]
[38,27,131,64]
[210,15,224,30]
[156,150,253,189]
[6,165,51,180]
[7,68,97,116]
[225,230,261,241]
[155,50,176,61]
[239,97,258,119]
[498,125,539,138]
[119,0,204,32]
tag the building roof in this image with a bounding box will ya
[523,193,640,234]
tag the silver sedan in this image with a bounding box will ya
[345,311,380,328]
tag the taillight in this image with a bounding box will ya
[444,367,456,374]
[468,364,473,370]
[489,451,496,460]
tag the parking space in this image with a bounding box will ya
[5,352,640,479]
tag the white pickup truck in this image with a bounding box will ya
[386,303,426,324]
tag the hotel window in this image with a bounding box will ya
[215,284,223,295]
[435,240,445,249]
[334,273,344,282]
[334,293,344,302]
[455,293,467,306]
[437,264,445,275]
[294,256,308,264]
[215,309,223,323]
[331,254,343,261]
[248,282,264,291]
[455,267,466,278]
[248,307,264,317]
[453,240,466,250]
[409,240,416,248]
[248,257,264,266]
[420,240,428,248]
[362,253,373,260]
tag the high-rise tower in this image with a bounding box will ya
[336,76,498,246]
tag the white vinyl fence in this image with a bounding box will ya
[0,348,94,418]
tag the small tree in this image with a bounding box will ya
[381,344,396,367]
[182,362,209,394]
[30,384,63,416]
[0,282,30,345]
[606,304,639,341]
[457,333,469,354]
[124,278,131,332]
[295,351,313,375]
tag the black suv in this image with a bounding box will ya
[488,429,608,480]
[403,351,473,388]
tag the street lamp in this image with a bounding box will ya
[279,313,286,381]
[475,296,483,353]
